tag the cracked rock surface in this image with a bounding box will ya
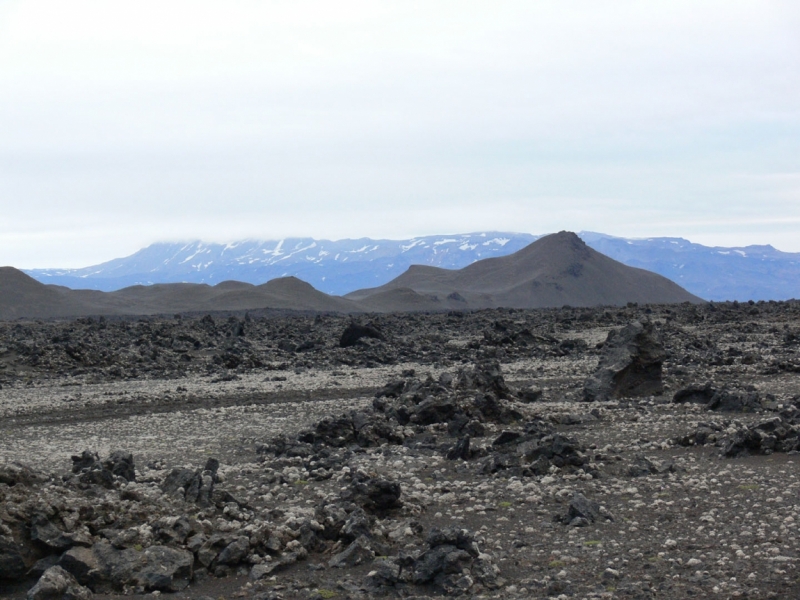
[1,301,800,598]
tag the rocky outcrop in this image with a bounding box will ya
[583,321,665,401]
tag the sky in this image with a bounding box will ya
[1,1,799,268]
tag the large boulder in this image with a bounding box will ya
[410,527,499,595]
[0,537,27,580]
[340,323,384,348]
[60,542,193,592]
[582,321,665,401]
[27,566,93,600]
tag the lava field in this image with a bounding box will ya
[2,300,800,599]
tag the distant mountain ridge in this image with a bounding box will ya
[24,233,540,296]
[22,232,800,301]
[1,232,702,320]
[580,233,800,302]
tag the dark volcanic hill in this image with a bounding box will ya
[346,231,704,309]
[0,267,107,319]
[0,270,359,320]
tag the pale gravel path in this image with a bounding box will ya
[0,354,589,475]
[0,362,426,420]
[0,395,374,474]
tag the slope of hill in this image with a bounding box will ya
[0,268,107,319]
[346,232,703,309]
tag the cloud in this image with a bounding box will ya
[0,1,798,267]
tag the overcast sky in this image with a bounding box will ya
[1,1,799,268]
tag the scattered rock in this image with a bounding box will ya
[3,302,800,599]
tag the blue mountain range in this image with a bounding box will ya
[23,232,800,302]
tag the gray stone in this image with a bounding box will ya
[60,542,192,592]
[562,492,612,526]
[30,516,74,552]
[58,547,100,586]
[70,451,98,474]
[161,467,214,506]
[340,508,373,542]
[351,476,403,514]
[363,559,401,593]
[196,534,233,568]
[340,322,384,348]
[0,462,45,487]
[446,436,471,461]
[426,527,480,557]
[328,536,375,568]
[216,536,250,566]
[27,566,93,600]
[102,451,135,482]
[28,555,61,579]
